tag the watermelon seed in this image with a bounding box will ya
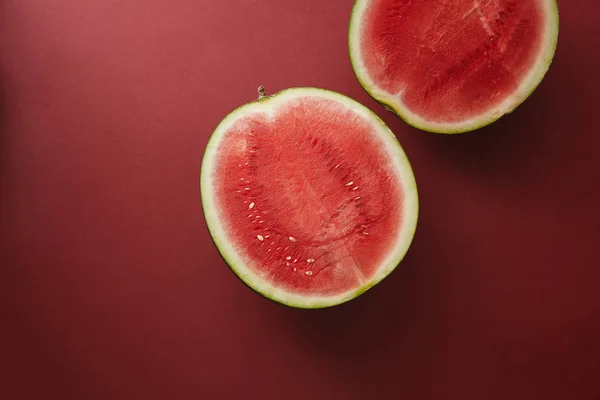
[248,202,255,209]
[306,259,315,263]
[256,235,264,241]
[305,271,313,276]
[352,186,359,191]
[345,181,354,186]
[288,236,296,242]
[354,197,361,200]
[286,256,292,260]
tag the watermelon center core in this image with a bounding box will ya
[213,97,404,296]
[361,0,544,122]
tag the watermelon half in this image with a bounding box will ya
[201,88,418,308]
[349,0,559,133]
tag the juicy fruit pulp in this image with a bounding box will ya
[349,0,559,133]
[201,88,418,308]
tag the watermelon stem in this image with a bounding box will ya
[257,86,268,100]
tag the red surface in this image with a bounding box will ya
[214,96,403,295]
[1,0,599,399]
[362,0,543,122]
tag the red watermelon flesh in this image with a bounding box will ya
[350,0,559,133]
[202,88,418,307]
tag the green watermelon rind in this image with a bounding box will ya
[200,87,419,309]
[348,0,560,134]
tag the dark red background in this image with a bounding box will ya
[2,1,599,399]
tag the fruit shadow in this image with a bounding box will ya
[274,225,443,381]
[414,92,558,189]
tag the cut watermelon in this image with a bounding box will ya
[201,88,418,308]
[349,0,559,133]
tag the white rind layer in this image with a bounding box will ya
[349,0,560,134]
[201,88,419,308]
